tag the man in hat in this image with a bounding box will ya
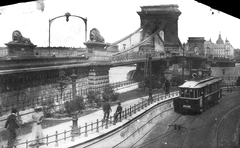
[5,108,20,148]
[114,101,122,123]
[102,100,112,122]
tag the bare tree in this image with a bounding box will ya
[6,73,30,125]
[56,70,70,113]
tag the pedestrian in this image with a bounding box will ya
[164,80,170,97]
[5,108,20,148]
[114,102,122,123]
[29,106,44,146]
[102,100,112,122]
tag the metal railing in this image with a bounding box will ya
[5,91,179,148]
[0,80,138,117]
[109,51,167,63]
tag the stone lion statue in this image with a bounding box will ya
[89,28,105,43]
[11,30,33,45]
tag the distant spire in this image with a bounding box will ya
[216,32,224,44]
[225,37,229,43]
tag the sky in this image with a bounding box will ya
[0,0,240,48]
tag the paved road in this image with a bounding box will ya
[139,90,240,148]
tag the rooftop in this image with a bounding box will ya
[140,4,180,12]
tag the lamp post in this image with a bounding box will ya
[70,70,78,101]
[48,12,87,47]
[70,69,79,136]
[182,43,185,82]
[148,53,153,104]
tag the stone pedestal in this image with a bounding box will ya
[88,66,110,91]
[83,42,111,61]
[84,41,110,53]
[71,112,79,136]
[5,43,37,58]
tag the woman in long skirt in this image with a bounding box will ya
[30,106,44,146]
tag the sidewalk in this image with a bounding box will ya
[1,84,174,148]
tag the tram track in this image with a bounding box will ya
[173,90,230,148]
[215,104,240,148]
[135,90,230,148]
[132,112,183,148]
[176,115,199,148]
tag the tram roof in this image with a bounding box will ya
[179,77,222,89]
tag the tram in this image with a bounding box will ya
[173,76,222,114]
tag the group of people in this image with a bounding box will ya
[102,100,122,123]
[4,100,123,148]
[5,106,44,148]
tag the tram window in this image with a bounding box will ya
[194,90,198,98]
[209,84,212,93]
[190,89,194,98]
[180,89,184,97]
[204,87,208,94]
[197,90,200,97]
[184,89,190,97]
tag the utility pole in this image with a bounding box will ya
[182,43,185,82]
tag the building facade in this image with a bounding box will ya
[204,34,234,59]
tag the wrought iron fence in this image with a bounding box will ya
[0,80,137,117]
[5,91,179,148]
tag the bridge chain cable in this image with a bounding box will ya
[112,21,167,56]
[107,23,148,49]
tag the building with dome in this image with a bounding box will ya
[204,34,234,59]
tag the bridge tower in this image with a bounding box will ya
[133,5,182,87]
[137,5,181,53]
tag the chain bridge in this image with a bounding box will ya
[0,5,208,118]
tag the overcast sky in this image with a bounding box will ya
[0,0,239,48]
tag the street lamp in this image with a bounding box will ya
[70,69,79,136]
[182,43,185,82]
[148,53,153,104]
[48,12,87,47]
[70,69,78,101]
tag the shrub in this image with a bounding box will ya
[86,90,102,108]
[64,101,72,115]
[111,92,119,102]
[64,96,85,115]
[102,85,119,102]
[41,98,55,117]
[74,96,86,111]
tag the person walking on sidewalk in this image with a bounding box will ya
[102,100,112,122]
[5,108,20,148]
[29,106,44,146]
[114,102,122,123]
[163,80,170,97]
